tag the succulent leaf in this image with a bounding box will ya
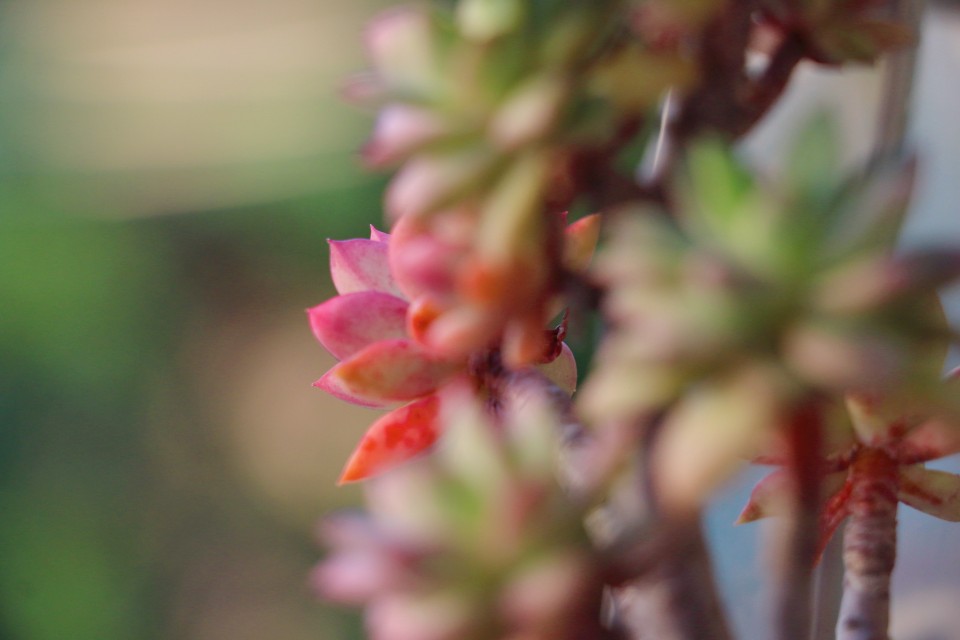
[329,238,402,297]
[308,292,410,360]
[316,339,461,406]
[340,395,443,484]
[898,466,960,522]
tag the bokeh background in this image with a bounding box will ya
[0,1,958,639]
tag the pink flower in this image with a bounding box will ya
[309,226,580,483]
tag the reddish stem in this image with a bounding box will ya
[836,449,899,640]
[775,399,824,640]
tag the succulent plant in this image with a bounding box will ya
[313,386,613,640]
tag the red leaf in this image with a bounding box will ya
[339,395,442,483]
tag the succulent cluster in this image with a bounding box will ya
[313,388,611,640]
[352,0,695,366]
[309,226,581,482]
[304,0,958,638]
[579,126,960,512]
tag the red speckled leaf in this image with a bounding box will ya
[898,466,960,522]
[339,395,442,483]
[308,292,409,360]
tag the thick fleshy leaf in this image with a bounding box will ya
[898,466,960,521]
[736,469,790,524]
[369,226,391,243]
[736,469,847,524]
[308,292,409,360]
[329,238,402,297]
[846,392,915,447]
[422,306,500,360]
[315,339,461,406]
[896,417,960,464]
[363,105,449,167]
[563,214,601,273]
[365,7,440,95]
[339,395,442,483]
[536,343,577,395]
[653,367,782,514]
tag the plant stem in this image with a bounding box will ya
[774,399,824,640]
[812,532,845,640]
[836,449,899,640]
[874,0,925,160]
[614,520,733,640]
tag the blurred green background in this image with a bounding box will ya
[0,1,397,638]
[1,1,959,639]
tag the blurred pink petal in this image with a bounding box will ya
[309,292,409,360]
[340,395,442,483]
[363,105,448,167]
[898,466,960,522]
[316,339,461,406]
[535,343,578,395]
[312,551,403,604]
[330,238,402,297]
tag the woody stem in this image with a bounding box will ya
[836,449,899,640]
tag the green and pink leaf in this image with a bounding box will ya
[898,466,960,522]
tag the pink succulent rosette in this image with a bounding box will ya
[388,211,602,367]
[738,369,960,554]
[309,226,582,483]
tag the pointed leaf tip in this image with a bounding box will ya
[564,214,602,272]
[369,226,391,242]
[329,238,402,297]
[338,395,442,483]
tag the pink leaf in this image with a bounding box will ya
[329,238,402,297]
[339,395,442,483]
[315,339,461,406]
[308,292,409,360]
[563,214,601,273]
[369,226,391,243]
[736,469,791,524]
[535,343,578,395]
[898,466,960,521]
[362,106,448,167]
[737,470,848,525]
